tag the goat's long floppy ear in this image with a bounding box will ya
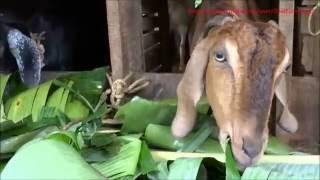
[171,38,211,138]
[275,73,298,133]
[171,15,235,138]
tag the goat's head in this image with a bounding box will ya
[171,16,298,169]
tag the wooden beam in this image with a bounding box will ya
[133,73,182,99]
[276,76,319,154]
[278,0,295,74]
[106,0,144,79]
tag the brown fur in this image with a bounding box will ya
[171,0,297,169]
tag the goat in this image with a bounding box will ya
[171,0,298,169]
[167,0,194,71]
[0,11,75,86]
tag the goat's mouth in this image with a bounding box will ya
[219,131,266,170]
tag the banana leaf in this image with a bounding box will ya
[168,158,203,179]
[1,138,104,179]
[5,86,38,123]
[0,74,10,102]
[92,137,142,179]
[145,124,222,152]
[265,136,292,155]
[65,98,90,121]
[242,163,320,180]
[31,81,52,122]
[147,161,169,180]
[0,126,58,154]
[139,141,157,175]
[116,96,211,134]
[59,67,107,106]
[225,142,241,180]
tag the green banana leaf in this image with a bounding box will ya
[31,81,52,122]
[59,67,107,106]
[0,126,58,154]
[242,163,320,180]
[265,136,292,155]
[65,98,90,121]
[225,142,241,180]
[168,158,203,179]
[0,74,10,102]
[92,137,142,179]
[139,141,157,175]
[145,124,222,152]
[116,96,211,134]
[1,138,104,179]
[147,161,169,180]
[5,87,38,123]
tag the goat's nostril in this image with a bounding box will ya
[242,138,261,158]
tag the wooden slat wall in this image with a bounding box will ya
[278,0,295,74]
[277,1,320,154]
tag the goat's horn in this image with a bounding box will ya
[268,20,278,28]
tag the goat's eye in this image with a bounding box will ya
[215,52,226,62]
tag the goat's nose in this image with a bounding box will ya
[242,138,262,158]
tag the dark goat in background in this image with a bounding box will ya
[0,0,108,86]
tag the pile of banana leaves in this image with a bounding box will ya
[0,68,319,180]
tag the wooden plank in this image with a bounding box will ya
[312,8,320,77]
[301,0,317,6]
[143,30,160,49]
[142,17,159,33]
[106,0,145,79]
[144,45,161,71]
[278,0,295,74]
[276,76,320,154]
[296,6,320,76]
[301,36,315,72]
[142,0,160,14]
[133,73,182,99]
[106,0,126,79]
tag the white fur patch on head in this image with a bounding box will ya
[224,39,240,73]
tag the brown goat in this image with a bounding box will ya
[171,0,298,169]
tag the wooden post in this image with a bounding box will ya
[278,0,295,74]
[106,0,145,79]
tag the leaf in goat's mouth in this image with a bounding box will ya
[225,141,241,180]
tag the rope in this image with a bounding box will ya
[105,72,150,108]
[308,1,320,36]
[30,31,46,64]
